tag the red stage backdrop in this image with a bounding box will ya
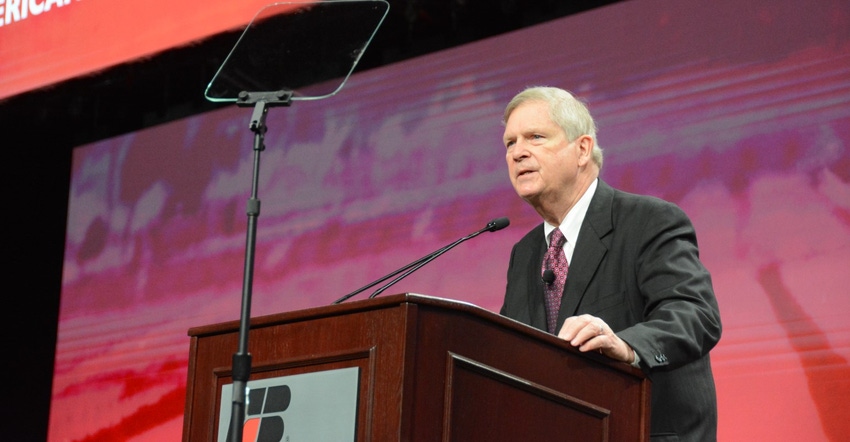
[0,0,299,99]
[52,0,850,440]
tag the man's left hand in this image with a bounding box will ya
[558,314,635,364]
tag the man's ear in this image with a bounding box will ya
[576,135,594,166]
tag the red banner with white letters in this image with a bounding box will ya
[0,0,298,99]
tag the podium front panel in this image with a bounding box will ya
[183,294,649,442]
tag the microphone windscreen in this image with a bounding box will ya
[486,217,510,232]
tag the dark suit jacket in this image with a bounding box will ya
[501,180,722,441]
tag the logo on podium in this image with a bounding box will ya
[218,367,360,442]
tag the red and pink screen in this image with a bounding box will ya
[52,0,850,440]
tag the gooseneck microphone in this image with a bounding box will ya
[541,269,555,284]
[332,217,510,304]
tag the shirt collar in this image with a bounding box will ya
[543,178,598,247]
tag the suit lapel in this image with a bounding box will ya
[525,226,548,330]
[559,180,614,318]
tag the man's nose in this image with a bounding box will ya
[509,140,530,161]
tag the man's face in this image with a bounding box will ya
[503,100,581,206]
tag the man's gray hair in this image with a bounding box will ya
[503,86,603,168]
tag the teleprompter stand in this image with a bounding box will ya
[201,2,389,441]
[228,90,291,442]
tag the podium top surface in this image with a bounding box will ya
[187,293,644,379]
[187,293,479,336]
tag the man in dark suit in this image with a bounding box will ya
[500,86,722,441]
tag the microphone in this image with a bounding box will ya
[332,217,510,304]
[541,269,555,284]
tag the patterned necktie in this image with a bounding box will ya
[542,229,568,334]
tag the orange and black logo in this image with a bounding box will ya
[227,385,292,442]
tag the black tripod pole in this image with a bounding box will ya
[228,91,291,442]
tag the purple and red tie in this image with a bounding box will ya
[542,229,568,334]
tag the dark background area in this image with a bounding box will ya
[0,1,619,440]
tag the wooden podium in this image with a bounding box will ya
[183,293,650,441]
